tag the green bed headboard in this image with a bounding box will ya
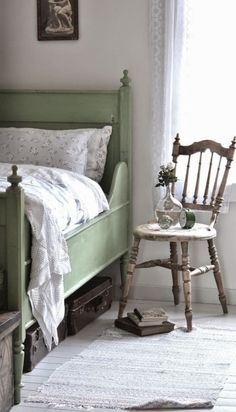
[0,70,132,194]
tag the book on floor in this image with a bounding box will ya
[127,312,167,327]
[133,307,168,321]
[115,317,175,337]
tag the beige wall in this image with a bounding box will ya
[1,0,235,305]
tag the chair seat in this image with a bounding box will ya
[134,223,216,242]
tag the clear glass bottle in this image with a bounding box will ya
[155,184,182,228]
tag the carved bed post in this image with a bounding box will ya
[6,165,25,404]
[119,69,132,286]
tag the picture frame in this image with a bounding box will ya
[37,0,79,41]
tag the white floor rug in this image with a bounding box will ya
[26,324,236,410]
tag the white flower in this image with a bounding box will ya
[167,162,175,171]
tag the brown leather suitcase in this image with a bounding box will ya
[67,276,112,335]
[23,304,68,372]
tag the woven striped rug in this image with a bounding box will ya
[26,324,236,409]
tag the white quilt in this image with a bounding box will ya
[0,163,109,349]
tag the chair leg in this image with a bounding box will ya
[170,241,180,305]
[120,252,129,288]
[208,238,228,314]
[181,241,192,331]
[118,236,140,319]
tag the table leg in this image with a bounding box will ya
[170,241,179,305]
[208,238,228,314]
[181,241,192,331]
[118,236,140,319]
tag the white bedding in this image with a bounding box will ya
[0,163,109,349]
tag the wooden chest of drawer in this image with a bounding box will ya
[0,312,20,412]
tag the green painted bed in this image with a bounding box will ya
[0,70,132,404]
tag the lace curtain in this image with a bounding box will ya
[150,0,186,205]
[150,0,236,208]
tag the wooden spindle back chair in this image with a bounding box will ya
[118,135,236,331]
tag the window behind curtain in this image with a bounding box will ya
[179,1,236,141]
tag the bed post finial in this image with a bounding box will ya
[7,165,22,188]
[120,69,131,87]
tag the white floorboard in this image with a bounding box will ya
[10,299,236,412]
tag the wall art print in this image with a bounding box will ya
[37,0,79,41]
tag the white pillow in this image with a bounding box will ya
[0,126,112,181]
[85,126,112,182]
[0,127,90,175]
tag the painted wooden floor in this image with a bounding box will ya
[11,299,236,412]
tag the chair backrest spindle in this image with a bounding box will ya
[203,152,213,205]
[182,155,191,204]
[193,152,202,204]
[210,156,222,206]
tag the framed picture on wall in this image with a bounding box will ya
[37,0,79,41]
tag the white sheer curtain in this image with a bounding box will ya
[150,0,187,205]
[150,0,236,207]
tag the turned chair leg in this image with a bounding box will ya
[120,252,129,288]
[181,241,192,331]
[208,239,228,314]
[170,241,180,305]
[118,236,140,319]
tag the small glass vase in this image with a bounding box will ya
[155,184,182,229]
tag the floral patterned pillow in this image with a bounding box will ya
[0,126,112,181]
[85,126,112,182]
[0,128,90,175]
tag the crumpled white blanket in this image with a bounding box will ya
[0,163,109,349]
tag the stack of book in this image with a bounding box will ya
[115,307,175,337]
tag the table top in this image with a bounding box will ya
[134,223,216,242]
